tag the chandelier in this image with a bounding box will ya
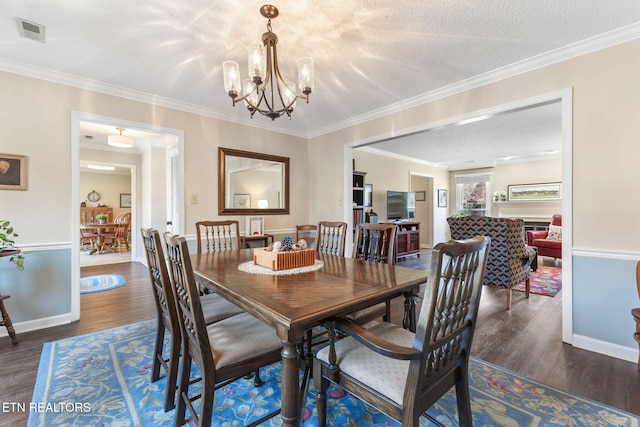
[223,5,314,120]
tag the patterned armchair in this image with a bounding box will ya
[447,215,536,310]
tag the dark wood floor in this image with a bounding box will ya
[1,254,639,426]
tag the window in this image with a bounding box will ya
[455,173,492,216]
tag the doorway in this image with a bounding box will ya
[344,88,573,343]
[70,111,185,321]
[410,173,433,248]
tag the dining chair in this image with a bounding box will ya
[314,236,491,427]
[109,212,131,252]
[348,222,398,324]
[140,227,245,412]
[296,224,317,249]
[196,220,244,253]
[315,221,347,256]
[164,233,283,427]
[80,227,98,251]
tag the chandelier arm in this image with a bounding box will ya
[271,44,302,109]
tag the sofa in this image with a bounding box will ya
[447,215,536,310]
[526,214,562,259]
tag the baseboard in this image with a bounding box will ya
[572,334,638,364]
[0,312,74,339]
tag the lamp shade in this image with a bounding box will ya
[257,199,269,209]
[107,134,134,148]
[297,57,314,94]
[107,127,134,148]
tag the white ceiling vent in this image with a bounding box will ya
[17,18,46,43]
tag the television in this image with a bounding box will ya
[386,191,416,221]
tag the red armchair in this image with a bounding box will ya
[526,214,562,259]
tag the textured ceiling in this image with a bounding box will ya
[1,1,639,167]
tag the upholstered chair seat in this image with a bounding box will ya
[316,322,412,404]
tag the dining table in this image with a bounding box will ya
[191,248,428,427]
[80,222,117,254]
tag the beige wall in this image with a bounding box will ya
[0,71,309,245]
[310,39,640,251]
[2,37,640,359]
[79,171,132,219]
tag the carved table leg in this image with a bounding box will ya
[280,340,300,427]
[0,296,18,345]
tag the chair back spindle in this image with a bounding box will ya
[316,221,347,257]
[196,220,243,253]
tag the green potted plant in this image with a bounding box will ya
[95,213,108,224]
[0,220,25,270]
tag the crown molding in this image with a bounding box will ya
[1,22,639,141]
[307,22,640,139]
[0,58,309,139]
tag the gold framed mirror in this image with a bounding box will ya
[218,147,290,215]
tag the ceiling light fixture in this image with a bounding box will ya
[107,127,134,148]
[223,4,314,121]
[87,164,115,171]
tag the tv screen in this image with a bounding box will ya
[387,191,416,220]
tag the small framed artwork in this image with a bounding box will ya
[233,194,251,208]
[120,193,132,208]
[246,216,264,236]
[415,190,426,202]
[0,153,27,190]
[437,189,448,207]
[508,183,561,201]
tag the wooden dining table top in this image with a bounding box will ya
[190,249,428,341]
[191,248,427,427]
[80,222,117,227]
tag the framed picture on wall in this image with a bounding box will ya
[120,193,132,208]
[0,153,27,191]
[437,189,447,207]
[415,190,426,201]
[233,194,251,208]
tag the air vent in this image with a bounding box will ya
[17,18,46,43]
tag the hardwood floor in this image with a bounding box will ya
[1,254,639,426]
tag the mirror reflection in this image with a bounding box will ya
[218,147,289,215]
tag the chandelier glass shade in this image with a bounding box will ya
[223,5,314,120]
[107,127,134,148]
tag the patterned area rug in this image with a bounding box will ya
[513,265,562,297]
[79,274,126,294]
[28,320,638,427]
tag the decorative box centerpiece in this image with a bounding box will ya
[253,236,315,271]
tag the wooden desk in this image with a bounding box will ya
[191,249,427,427]
[243,233,274,247]
[80,222,117,254]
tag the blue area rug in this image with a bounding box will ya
[28,320,639,426]
[79,274,126,294]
